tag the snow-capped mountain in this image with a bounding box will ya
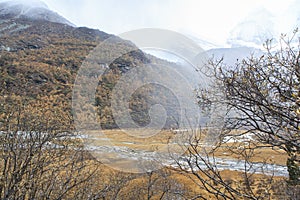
[0,0,74,26]
[227,8,277,49]
[204,47,262,66]
[280,0,300,47]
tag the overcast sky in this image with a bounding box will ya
[4,0,299,46]
[42,0,300,46]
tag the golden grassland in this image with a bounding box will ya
[75,129,292,199]
[0,127,290,199]
[75,160,288,199]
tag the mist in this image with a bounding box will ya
[1,0,298,46]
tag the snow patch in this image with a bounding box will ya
[0,0,74,26]
[227,8,277,48]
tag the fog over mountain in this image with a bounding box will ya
[227,8,276,49]
[1,0,298,66]
[0,0,74,26]
[206,5,300,65]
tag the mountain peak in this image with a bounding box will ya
[0,0,74,26]
[1,0,48,8]
[227,8,276,48]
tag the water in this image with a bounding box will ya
[86,143,288,176]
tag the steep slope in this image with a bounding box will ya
[0,3,181,129]
[0,16,113,96]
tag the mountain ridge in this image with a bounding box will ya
[0,0,74,26]
[0,2,183,129]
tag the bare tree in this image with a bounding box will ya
[0,95,194,200]
[0,95,103,199]
[197,30,300,185]
[171,128,284,200]
[108,168,186,200]
[169,30,300,199]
